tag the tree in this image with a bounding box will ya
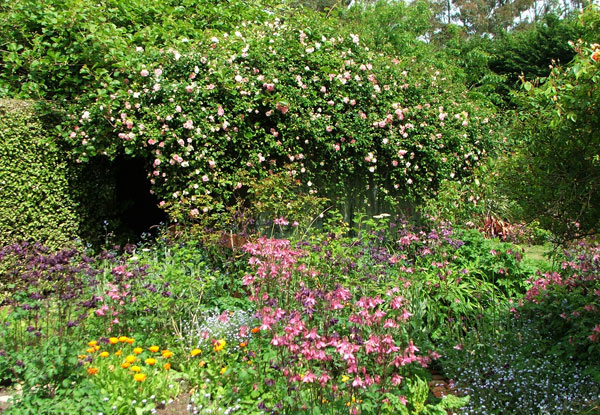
[453,0,537,35]
[501,6,600,240]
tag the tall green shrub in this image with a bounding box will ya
[0,100,79,248]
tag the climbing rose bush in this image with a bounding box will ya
[67,16,498,218]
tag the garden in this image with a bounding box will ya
[0,1,599,414]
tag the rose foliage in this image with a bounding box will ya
[66,15,499,221]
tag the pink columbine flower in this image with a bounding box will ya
[391,374,403,386]
[319,373,330,386]
[95,304,109,317]
[274,217,289,226]
[352,376,364,388]
[302,371,317,383]
[400,308,413,320]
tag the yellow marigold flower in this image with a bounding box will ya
[220,367,227,375]
[94,345,100,351]
[130,365,141,373]
[134,373,146,382]
[125,355,137,363]
[88,340,98,347]
[77,354,86,359]
[115,350,122,356]
[163,363,171,371]
[86,348,95,354]
[125,337,135,344]
[133,347,143,354]
[99,351,109,358]
[191,348,202,357]
[145,358,157,366]
[161,350,173,358]
[149,346,160,353]
[119,336,128,343]
[341,375,350,383]
[87,367,99,375]
[213,339,226,352]
[121,362,131,369]
[109,337,119,345]
[198,360,206,367]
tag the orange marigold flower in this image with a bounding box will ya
[86,347,95,354]
[99,351,109,358]
[115,350,122,356]
[88,340,98,347]
[133,347,143,354]
[239,342,247,348]
[145,358,157,366]
[109,337,119,345]
[149,346,160,353]
[161,350,173,358]
[125,337,135,344]
[121,362,131,369]
[251,327,260,334]
[191,348,202,357]
[198,360,206,367]
[134,373,146,382]
[87,367,99,375]
[130,365,141,373]
[163,363,171,371]
[125,355,137,363]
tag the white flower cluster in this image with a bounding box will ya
[445,322,600,414]
[187,391,248,415]
[179,307,257,350]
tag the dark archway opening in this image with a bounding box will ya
[72,156,168,248]
[114,156,167,240]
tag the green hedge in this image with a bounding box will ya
[0,99,79,248]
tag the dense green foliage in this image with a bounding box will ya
[0,0,277,101]
[502,25,600,240]
[2,0,594,239]
[0,100,79,248]
[489,14,581,86]
[65,15,498,223]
